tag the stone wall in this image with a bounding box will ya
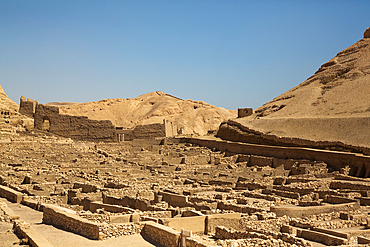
[132,123,165,139]
[159,191,189,207]
[237,108,253,118]
[0,185,23,203]
[298,228,348,246]
[141,221,213,247]
[42,204,144,240]
[215,226,309,246]
[271,202,359,218]
[183,137,370,177]
[33,103,115,141]
[159,216,206,234]
[42,204,100,240]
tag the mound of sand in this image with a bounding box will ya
[47,91,236,136]
[218,28,370,149]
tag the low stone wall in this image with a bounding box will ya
[159,215,206,234]
[271,202,359,218]
[42,204,101,240]
[217,200,263,213]
[141,221,180,247]
[0,184,23,203]
[183,137,370,174]
[13,221,54,247]
[159,191,189,207]
[42,204,144,240]
[330,180,370,190]
[262,188,300,199]
[358,236,370,244]
[205,213,241,234]
[215,226,309,246]
[73,182,98,193]
[90,201,136,214]
[298,228,348,246]
[103,194,153,211]
[324,195,359,204]
[141,221,213,247]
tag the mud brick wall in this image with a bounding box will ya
[42,205,100,240]
[34,104,115,142]
[184,137,370,175]
[132,123,166,139]
[19,96,37,118]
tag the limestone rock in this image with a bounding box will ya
[364,27,370,38]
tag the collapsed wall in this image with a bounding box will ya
[20,97,116,141]
[20,97,176,142]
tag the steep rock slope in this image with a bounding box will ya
[0,85,33,136]
[0,85,18,112]
[218,28,370,150]
[47,91,236,136]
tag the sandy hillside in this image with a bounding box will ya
[218,28,370,148]
[0,85,18,112]
[47,91,236,136]
[0,85,34,134]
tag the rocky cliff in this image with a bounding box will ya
[218,28,370,151]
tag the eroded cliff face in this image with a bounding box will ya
[254,35,370,119]
[218,28,370,150]
[47,91,237,136]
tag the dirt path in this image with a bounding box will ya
[1,198,156,247]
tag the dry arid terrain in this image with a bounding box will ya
[0,28,370,247]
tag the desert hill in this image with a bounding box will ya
[47,91,236,136]
[218,28,370,149]
[0,85,18,112]
[0,85,33,136]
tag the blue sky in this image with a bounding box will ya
[1,0,369,110]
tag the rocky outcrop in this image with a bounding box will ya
[218,28,370,149]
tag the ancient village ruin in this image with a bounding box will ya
[1,28,370,247]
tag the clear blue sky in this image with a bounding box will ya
[1,0,369,110]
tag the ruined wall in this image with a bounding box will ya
[132,122,166,139]
[19,96,37,118]
[237,108,253,118]
[42,205,100,240]
[183,137,370,177]
[33,104,115,141]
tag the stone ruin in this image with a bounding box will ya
[19,96,177,142]
[1,129,370,246]
[237,108,253,118]
[1,93,370,246]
